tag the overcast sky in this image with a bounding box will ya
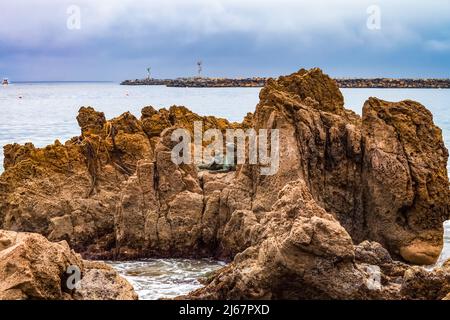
[1,0,449,81]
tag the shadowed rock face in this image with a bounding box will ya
[0,68,449,299]
[0,107,152,258]
[248,68,363,235]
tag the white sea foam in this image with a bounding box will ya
[436,220,450,267]
[106,258,225,300]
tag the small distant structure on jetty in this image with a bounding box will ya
[197,61,203,77]
[146,67,151,80]
[2,78,9,86]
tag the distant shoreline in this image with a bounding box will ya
[121,77,450,89]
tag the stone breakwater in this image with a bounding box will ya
[1,68,449,300]
[121,77,267,87]
[121,76,450,88]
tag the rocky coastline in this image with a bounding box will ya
[121,76,450,88]
[1,68,449,300]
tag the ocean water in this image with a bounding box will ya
[0,83,449,174]
[106,258,225,300]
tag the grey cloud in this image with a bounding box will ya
[1,0,449,80]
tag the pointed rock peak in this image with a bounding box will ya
[109,111,143,134]
[263,67,345,113]
[141,105,158,119]
[76,106,106,136]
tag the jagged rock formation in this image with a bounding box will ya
[193,68,448,264]
[188,180,379,299]
[183,68,449,299]
[0,68,449,299]
[186,180,443,299]
[0,230,137,300]
[0,106,240,258]
[186,180,449,299]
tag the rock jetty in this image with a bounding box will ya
[121,76,450,88]
[1,68,449,299]
[121,77,267,87]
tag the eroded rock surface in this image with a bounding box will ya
[115,127,205,258]
[188,180,380,299]
[0,106,238,258]
[0,230,137,300]
[241,68,449,264]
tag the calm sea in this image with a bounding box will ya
[1,83,449,174]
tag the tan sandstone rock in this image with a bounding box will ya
[187,180,399,299]
[0,105,238,258]
[0,230,137,300]
[217,68,449,264]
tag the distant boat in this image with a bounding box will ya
[2,78,9,86]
